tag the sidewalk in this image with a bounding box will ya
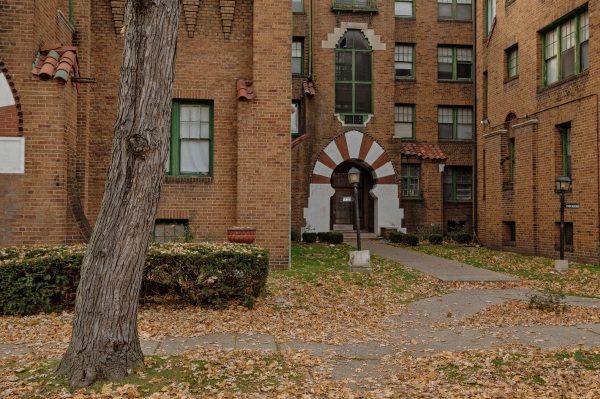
[356,241,519,282]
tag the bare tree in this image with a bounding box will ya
[58,0,181,389]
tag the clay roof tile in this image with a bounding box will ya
[237,79,255,100]
[402,143,447,160]
[32,46,80,90]
[302,79,315,96]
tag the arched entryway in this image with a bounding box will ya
[330,161,375,231]
[303,131,406,235]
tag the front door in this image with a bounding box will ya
[333,189,354,230]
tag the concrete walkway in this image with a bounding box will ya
[357,241,519,282]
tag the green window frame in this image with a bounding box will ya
[542,7,589,87]
[438,46,472,81]
[562,127,571,178]
[395,0,414,18]
[167,100,213,177]
[486,0,496,36]
[438,0,472,20]
[153,219,187,243]
[401,164,420,197]
[438,106,473,140]
[333,0,377,10]
[395,44,414,79]
[335,30,373,125]
[292,38,304,75]
[507,46,518,78]
[509,138,515,182]
[292,0,304,13]
[443,167,472,201]
[394,104,415,139]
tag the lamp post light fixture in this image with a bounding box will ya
[348,167,362,251]
[555,176,572,262]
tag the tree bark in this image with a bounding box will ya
[57,0,181,390]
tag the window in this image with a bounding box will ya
[154,220,186,243]
[438,106,472,140]
[334,0,376,10]
[565,222,573,246]
[168,100,213,176]
[438,0,472,20]
[292,0,303,12]
[401,164,420,197]
[509,138,515,182]
[507,46,518,78]
[292,39,303,75]
[335,30,373,125]
[504,221,516,242]
[395,44,414,78]
[291,102,300,135]
[438,47,472,80]
[395,0,413,17]
[562,127,571,178]
[486,0,496,36]
[543,8,589,87]
[443,167,472,201]
[394,105,414,138]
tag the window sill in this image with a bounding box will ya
[165,176,214,184]
[395,16,415,19]
[333,7,378,12]
[437,18,473,23]
[396,77,416,82]
[504,75,519,84]
[402,196,423,201]
[437,79,473,84]
[444,200,473,203]
[539,70,589,94]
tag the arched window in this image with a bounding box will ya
[335,30,373,125]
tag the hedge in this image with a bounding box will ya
[429,234,443,244]
[454,233,473,244]
[405,234,420,246]
[389,232,404,243]
[0,242,269,316]
[302,232,317,243]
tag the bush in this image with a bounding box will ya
[429,234,443,244]
[528,288,568,312]
[454,233,472,244]
[418,223,443,242]
[0,242,269,315]
[302,232,317,243]
[405,233,419,246]
[317,232,328,242]
[290,231,299,242]
[326,232,344,244]
[389,231,404,243]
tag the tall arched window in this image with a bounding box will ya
[335,30,373,125]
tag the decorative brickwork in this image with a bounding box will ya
[220,0,235,38]
[0,59,23,137]
[110,1,125,34]
[183,0,200,38]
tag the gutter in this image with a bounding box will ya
[472,0,481,246]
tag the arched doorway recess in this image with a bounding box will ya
[303,131,406,235]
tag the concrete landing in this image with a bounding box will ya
[357,241,519,282]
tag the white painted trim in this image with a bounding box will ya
[439,164,445,173]
[483,129,508,138]
[374,161,395,178]
[313,161,334,178]
[324,140,345,165]
[335,113,374,127]
[0,73,15,108]
[364,142,384,166]
[512,119,539,129]
[0,137,25,174]
[345,130,363,159]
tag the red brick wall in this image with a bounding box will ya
[0,105,19,136]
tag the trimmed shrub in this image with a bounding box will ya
[290,231,299,242]
[317,232,328,242]
[327,232,344,244]
[405,233,419,246]
[0,242,269,316]
[389,231,404,243]
[454,233,473,244]
[429,234,443,244]
[302,232,317,243]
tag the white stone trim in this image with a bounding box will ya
[374,162,394,178]
[303,184,336,234]
[0,137,25,174]
[439,164,445,173]
[483,129,508,138]
[512,119,539,129]
[364,142,384,166]
[324,140,345,165]
[313,161,334,178]
[335,113,374,127]
[322,22,386,50]
[370,184,406,234]
[0,73,15,108]
[345,130,363,159]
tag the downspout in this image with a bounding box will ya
[309,0,313,77]
[472,0,482,246]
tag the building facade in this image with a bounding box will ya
[476,0,599,264]
[292,0,474,237]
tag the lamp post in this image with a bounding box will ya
[555,176,572,261]
[348,167,362,251]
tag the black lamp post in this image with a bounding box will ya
[348,167,362,251]
[556,176,572,261]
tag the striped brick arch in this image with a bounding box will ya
[304,131,405,235]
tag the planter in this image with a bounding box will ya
[227,227,257,244]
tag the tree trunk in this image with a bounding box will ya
[57,0,181,390]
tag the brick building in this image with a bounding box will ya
[292,0,474,237]
[476,0,599,264]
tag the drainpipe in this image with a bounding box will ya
[472,0,482,246]
[309,0,313,77]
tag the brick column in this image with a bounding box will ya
[236,1,291,269]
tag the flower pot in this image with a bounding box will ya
[227,227,256,244]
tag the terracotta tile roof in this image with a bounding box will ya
[303,79,315,96]
[402,143,446,160]
[32,43,80,91]
[291,134,307,148]
[237,79,255,100]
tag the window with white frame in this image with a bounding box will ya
[394,105,414,139]
[395,44,414,78]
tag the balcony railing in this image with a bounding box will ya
[332,0,378,12]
